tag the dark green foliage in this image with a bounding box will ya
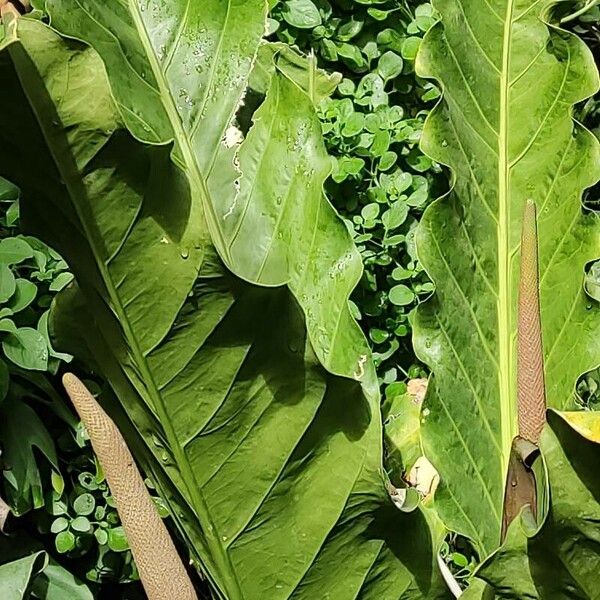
[0,177,72,376]
[270,1,445,397]
[0,183,141,590]
[32,416,144,584]
[0,177,74,515]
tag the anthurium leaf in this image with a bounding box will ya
[0,397,58,515]
[473,411,600,598]
[44,0,373,393]
[414,0,600,555]
[384,388,423,479]
[250,43,341,100]
[0,17,448,600]
[45,0,266,265]
[216,53,374,386]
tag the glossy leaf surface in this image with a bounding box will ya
[45,0,370,383]
[0,15,447,600]
[475,411,600,598]
[414,0,600,555]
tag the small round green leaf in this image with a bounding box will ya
[49,271,74,292]
[282,0,321,29]
[71,516,92,532]
[450,552,469,568]
[369,328,390,344]
[55,530,75,553]
[379,151,397,171]
[585,261,600,301]
[401,36,422,60]
[94,527,108,545]
[378,51,404,81]
[151,495,171,519]
[73,492,95,516]
[107,526,130,552]
[50,517,69,534]
[51,471,65,496]
[389,285,416,306]
[342,112,365,137]
[0,177,18,202]
[382,201,409,231]
[361,203,380,221]
[392,267,412,281]
[78,472,99,491]
[49,498,68,516]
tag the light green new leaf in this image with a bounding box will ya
[45,0,373,389]
[474,411,600,598]
[414,0,600,555]
[0,17,447,600]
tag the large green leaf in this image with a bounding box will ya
[44,0,370,385]
[414,0,600,555]
[0,16,448,600]
[0,534,92,600]
[473,411,600,598]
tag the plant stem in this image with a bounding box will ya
[561,0,600,24]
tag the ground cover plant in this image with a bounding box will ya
[0,1,599,599]
[271,0,444,394]
[0,179,142,596]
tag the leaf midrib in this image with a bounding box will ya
[12,15,242,598]
[126,3,244,597]
[497,0,518,476]
[126,0,231,266]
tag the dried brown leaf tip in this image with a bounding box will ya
[62,373,198,600]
